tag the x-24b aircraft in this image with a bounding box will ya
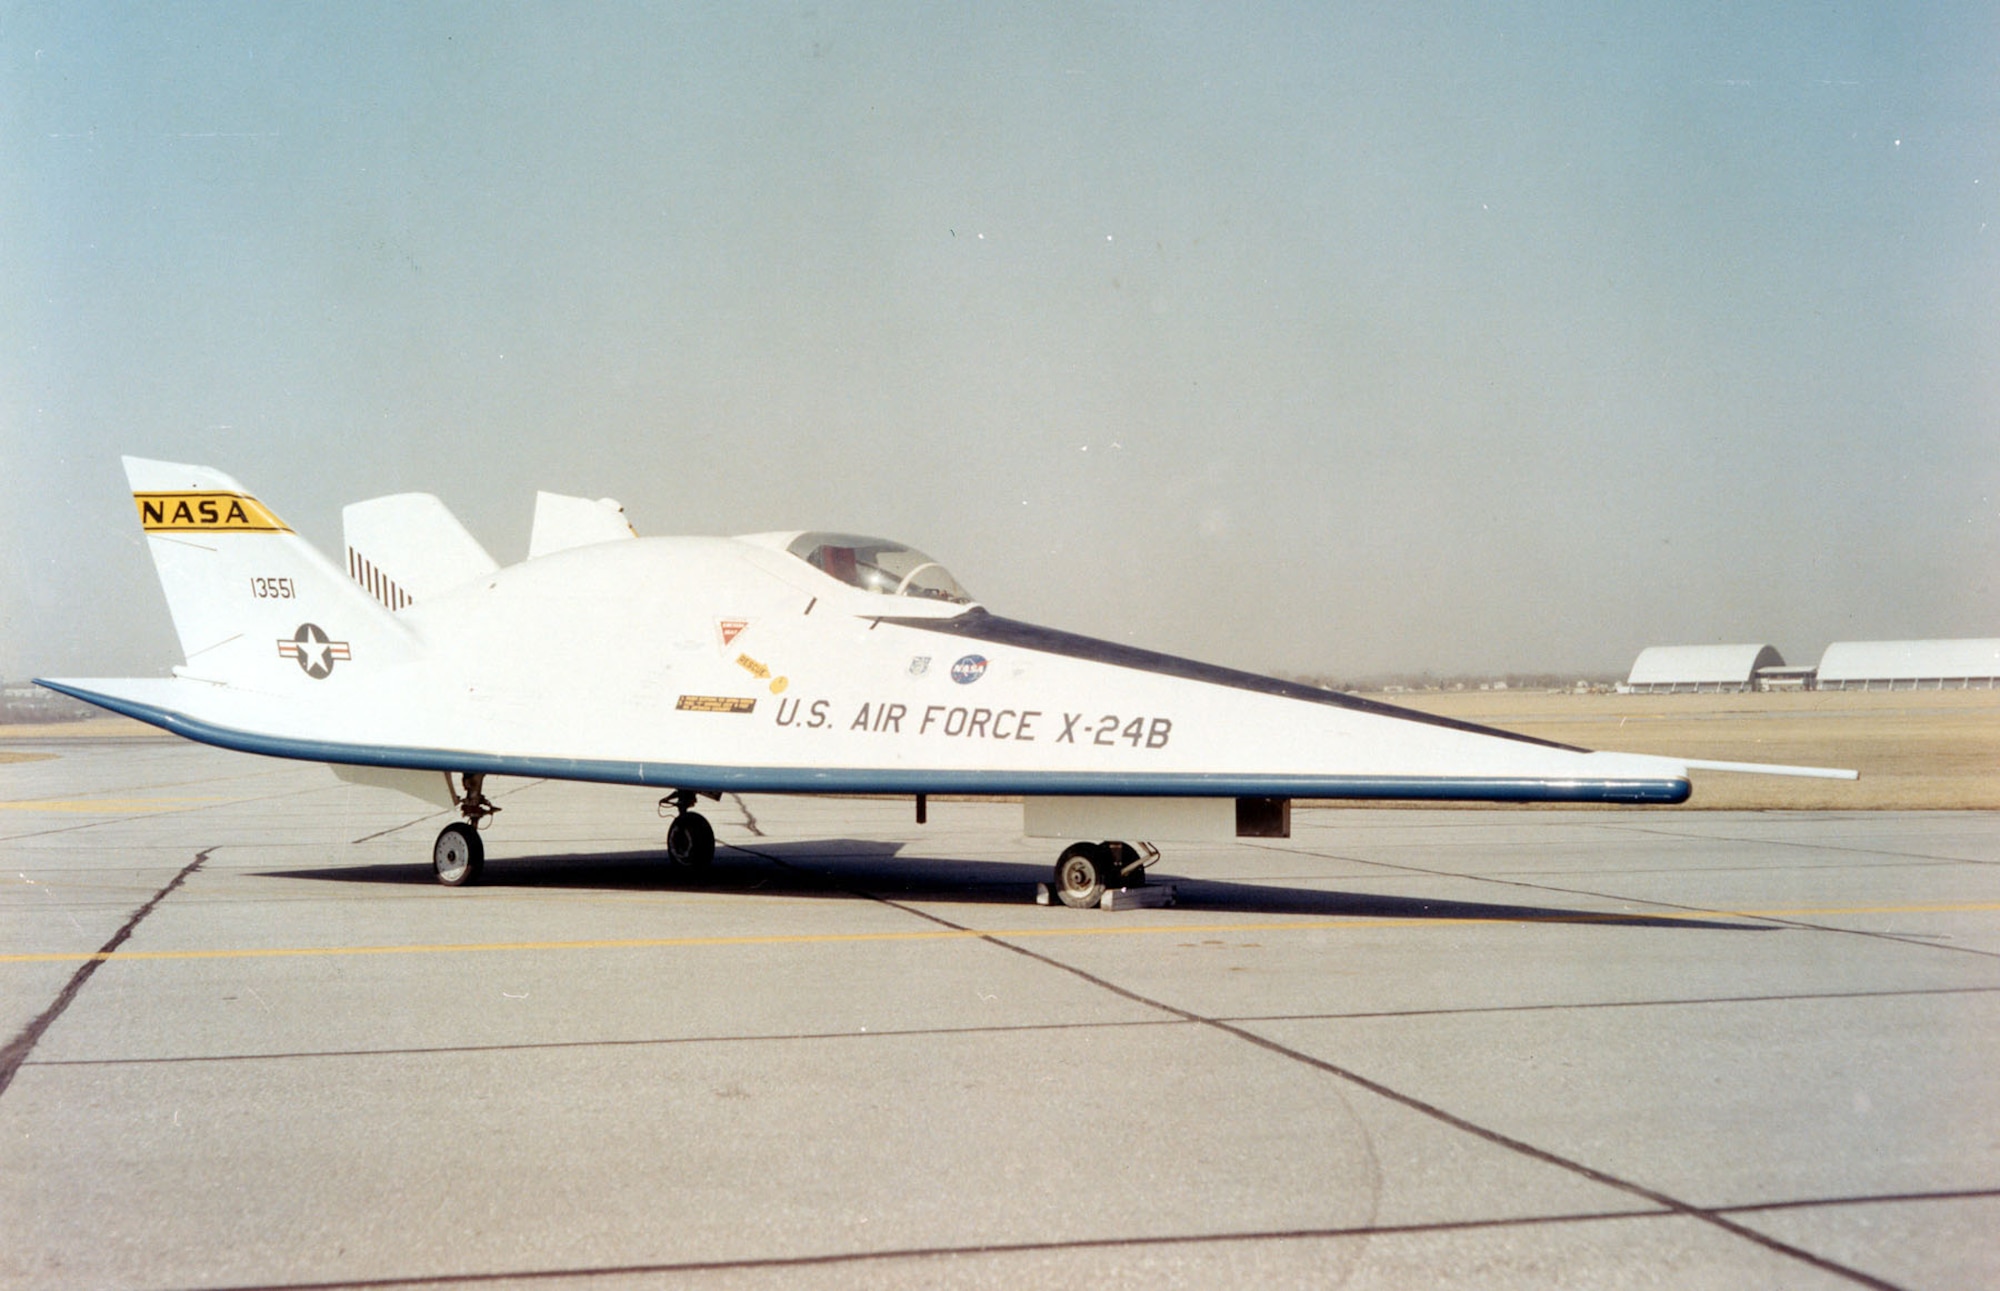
[41,459,1855,908]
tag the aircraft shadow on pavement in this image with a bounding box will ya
[260,841,908,895]
[261,839,1762,931]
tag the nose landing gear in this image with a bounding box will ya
[432,772,500,886]
[1051,840,1159,909]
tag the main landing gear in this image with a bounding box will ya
[427,779,718,886]
[433,772,500,886]
[1052,840,1159,909]
[659,790,716,869]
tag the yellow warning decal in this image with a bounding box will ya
[677,695,757,714]
[134,492,291,533]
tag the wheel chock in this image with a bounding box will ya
[1100,884,1175,910]
[1036,882,1176,909]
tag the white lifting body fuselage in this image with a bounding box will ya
[107,536,1694,794]
[41,459,1856,906]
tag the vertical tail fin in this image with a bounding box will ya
[528,491,637,559]
[342,493,499,609]
[125,457,421,689]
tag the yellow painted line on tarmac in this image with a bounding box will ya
[0,797,227,813]
[4,901,1999,965]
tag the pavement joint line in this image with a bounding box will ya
[151,1207,1683,1290]
[964,930,1909,1290]
[348,810,452,844]
[24,984,2000,1071]
[25,1016,1196,1069]
[9,900,1999,965]
[1587,820,1999,868]
[1259,841,2000,961]
[1217,983,2000,1024]
[738,844,1909,1291]
[1714,1187,2000,1215]
[0,847,211,1099]
[1563,897,2000,962]
[1499,860,1987,878]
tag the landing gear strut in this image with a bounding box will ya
[1051,840,1158,909]
[433,772,500,886]
[659,790,716,868]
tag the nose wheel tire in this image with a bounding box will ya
[1054,842,1111,909]
[433,821,485,886]
[666,811,715,867]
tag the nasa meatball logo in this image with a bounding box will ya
[949,654,988,685]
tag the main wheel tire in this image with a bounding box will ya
[666,811,715,868]
[433,821,484,886]
[1054,842,1109,909]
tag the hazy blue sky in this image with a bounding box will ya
[6,3,1996,681]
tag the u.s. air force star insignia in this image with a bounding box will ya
[277,623,351,679]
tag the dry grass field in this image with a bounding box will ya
[3,694,1993,809]
[1379,688,2000,809]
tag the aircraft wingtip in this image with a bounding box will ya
[1682,757,1860,781]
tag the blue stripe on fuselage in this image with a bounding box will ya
[35,679,1691,805]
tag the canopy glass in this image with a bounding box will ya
[786,533,973,604]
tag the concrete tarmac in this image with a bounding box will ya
[3,737,1997,1289]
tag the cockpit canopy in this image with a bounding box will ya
[786,533,973,604]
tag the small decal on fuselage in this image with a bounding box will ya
[677,695,757,714]
[908,656,931,677]
[950,655,988,684]
[736,653,789,694]
[718,619,748,647]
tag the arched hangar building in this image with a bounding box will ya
[1624,644,1786,694]
[1815,639,2000,691]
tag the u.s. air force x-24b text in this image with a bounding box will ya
[771,700,1173,747]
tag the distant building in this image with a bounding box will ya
[1624,644,1785,694]
[0,684,98,723]
[1814,640,2000,691]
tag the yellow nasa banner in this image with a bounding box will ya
[134,491,292,533]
